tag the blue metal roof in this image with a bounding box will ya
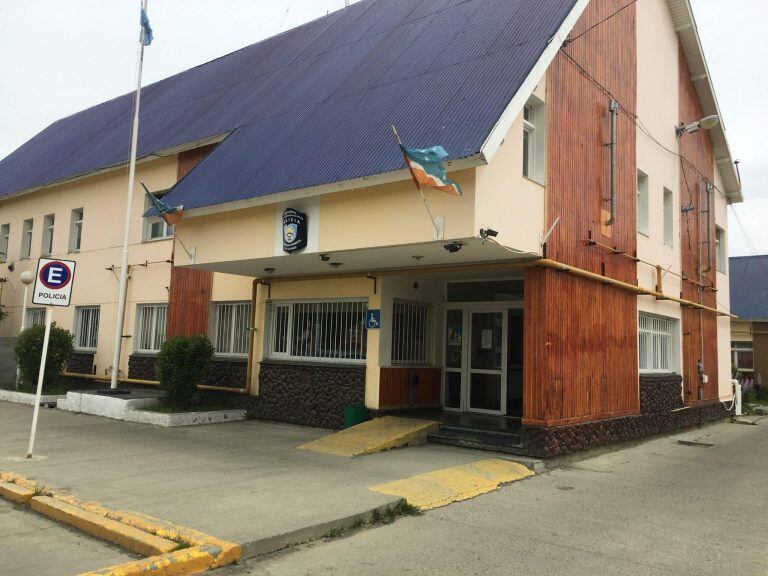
[730,256,768,320]
[0,0,577,210]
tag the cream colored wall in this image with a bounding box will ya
[0,156,254,380]
[474,79,546,255]
[635,0,685,373]
[714,164,733,396]
[0,159,177,376]
[731,320,752,343]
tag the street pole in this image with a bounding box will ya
[16,271,34,386]
[110,0,149,389]
[26,306,52,459]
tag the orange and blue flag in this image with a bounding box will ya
[400,144,462,197]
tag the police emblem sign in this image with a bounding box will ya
[282,208,308,253]
[32,258,76,307]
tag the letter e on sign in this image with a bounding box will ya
[32,258,76,307]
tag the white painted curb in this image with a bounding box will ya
[0,389,66,406]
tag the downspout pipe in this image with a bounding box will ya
[703,181,713,274]
[605,99,618,226]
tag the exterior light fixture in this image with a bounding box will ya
[319,254,331,262]
[263,267,276,274]
[329,262,343,268]
[675,115,719,137]
[443,241,465,254]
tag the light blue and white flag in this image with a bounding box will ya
[140,7,153,46]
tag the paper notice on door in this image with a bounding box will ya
[481,329,493,349]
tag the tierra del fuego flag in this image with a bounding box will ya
[141,183,184,226]
[400,144,463,197]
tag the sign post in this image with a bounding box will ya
[26,258,76,459]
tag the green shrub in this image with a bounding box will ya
[14,323,74,387]
[156,335,214,409]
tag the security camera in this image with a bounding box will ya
[7,262,15,272]
[479,228,498,239]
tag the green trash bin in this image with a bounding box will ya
[343,404,368,429]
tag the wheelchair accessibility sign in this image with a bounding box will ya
[366,309,381,330]
[32,258,76,307]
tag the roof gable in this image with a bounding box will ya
[0,0,579,209]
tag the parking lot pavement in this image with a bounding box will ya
[0,402,501,558]
[0,499,137,575]
[225,419,768,576]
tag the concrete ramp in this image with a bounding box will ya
[298,416,438,457]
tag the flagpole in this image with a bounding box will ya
[110,0,149,389]
[390,126,442,239]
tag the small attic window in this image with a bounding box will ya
[522,96,546,184]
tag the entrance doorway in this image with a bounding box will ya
[443,306,523,416]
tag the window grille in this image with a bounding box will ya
[392,301,431,365]
[25,308,46,328]
[212,302,251,356]
[638,313,677,373]
[75,306,100,351]
[135,304,168,353]
[268,300,368,362]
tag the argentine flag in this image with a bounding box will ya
[140,7,153,46]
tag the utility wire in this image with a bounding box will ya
[563,0,639,46]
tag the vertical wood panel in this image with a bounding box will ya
[678,45,718,403]
[524,0,639,427]
[166,145,217,338]
[379,367,441,408]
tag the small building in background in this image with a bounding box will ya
[730,255,768,388]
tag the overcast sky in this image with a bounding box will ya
[0,1,765,256]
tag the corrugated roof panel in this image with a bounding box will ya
[730,256,768,320]
[0,0,578,209]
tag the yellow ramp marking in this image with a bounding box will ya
[298,416,438,457]
[0,481,34,504]
[370,458,534,510]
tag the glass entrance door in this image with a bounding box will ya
[443,308,507,414]
[468,311,506,414]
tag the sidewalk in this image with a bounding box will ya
[0,402,496,558]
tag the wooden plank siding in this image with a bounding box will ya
[379,367,442,409]
[678,45,718,403]
[523,0,639,427]
[166,145,217,338]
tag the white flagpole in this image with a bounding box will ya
[110,0,149,389]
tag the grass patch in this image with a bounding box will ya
[169,535,197,552]
[325,500,421,540]
[32,483,52,497]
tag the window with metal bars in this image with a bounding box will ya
[25,308,45,328]
[392,300,431,365]
[74,306,100,351]
[731,341,753,372]
[212,302,251,357]
[638,313,678,373]
[134,304,168,353]
[267,300,368,363]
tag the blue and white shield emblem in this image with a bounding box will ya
[283,222,298,245]
[282,208,308,253]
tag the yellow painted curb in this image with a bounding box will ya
[77,544,220,576]
[370,458,534,510]
[299,416,439,457]
[0,480,35,504]
[31,496,178,557]
[0,471,242,569]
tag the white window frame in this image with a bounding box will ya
[21,218,33,259]
[74,306,100,352]
[41,214,55,256]
[0,223,9,262]
[266,299,368,364]
[662,188,674,248]
[211,301,252,357]
[143,190,174,242]
[731,341,753,373]
[69,208,84,252]
[134,303,168,353]
[638,313,679,374]
[24,308,46,329]
[715,226,726,273]
[391,300,432,366]
[522,96,546,184]
[637,171,649,236]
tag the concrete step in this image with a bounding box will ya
[428,431,525,455]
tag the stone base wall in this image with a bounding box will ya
[127,355,247,389]
[522,374,732,458]
[249,362,366,429]
[67,353,95,375]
